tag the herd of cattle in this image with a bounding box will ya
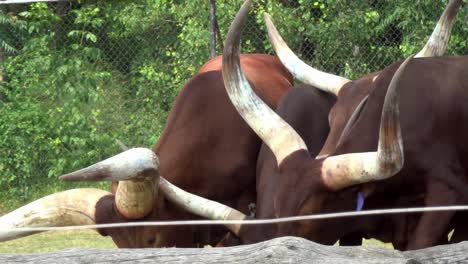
[0,0,466,251]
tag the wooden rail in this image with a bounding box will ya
[0,236,467,264]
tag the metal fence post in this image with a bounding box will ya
[209,0,217,58]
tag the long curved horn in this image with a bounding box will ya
[264,13,350,95]
[0,188,110,242]
[159,177,246,236]
[415,0,462,58]
[59,148,159,182]
[61,148,246,234]
[223,0,308,165]
[60,148,158,219]
[321,56,412,190]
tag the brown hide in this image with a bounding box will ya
[318,72,379,157]
[198,54,292,106]
[98,54,294,248]
[252,86,336,243]
[239,56,468,250]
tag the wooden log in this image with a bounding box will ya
[0,236,467,264]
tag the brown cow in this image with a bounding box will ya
[0,54,298,248]
[264,0,464,248]
[217,0,468,250]
[266,0,462,159]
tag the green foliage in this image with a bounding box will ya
[0,0,467,210]
[0,9,26,54]
[261,0,468,78]
[0,3,123,208]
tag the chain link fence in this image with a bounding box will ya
[0,0,467,205]
[2,1,467,78]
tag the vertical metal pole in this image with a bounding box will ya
[0,5,6,84]
[209,0,216,58]
[0,51,4,83]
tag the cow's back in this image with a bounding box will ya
[198,54,292,107]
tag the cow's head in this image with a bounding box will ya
[221,0,415,244]
[0,148,247,247]
[0,148,159,247]
[264,0,461,158]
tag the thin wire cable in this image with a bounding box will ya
[3,205,468,232]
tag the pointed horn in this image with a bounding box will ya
[59,148,158,182]
[223,0,308,165]
[0,188,110,242]
[60,148,158,219]
[264,13,350,95]
[415,0,462,58]
[321,56,413,190]
[159,177,246,236]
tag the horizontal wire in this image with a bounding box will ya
[3,205,468,232]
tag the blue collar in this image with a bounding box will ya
[356,192,365,211]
